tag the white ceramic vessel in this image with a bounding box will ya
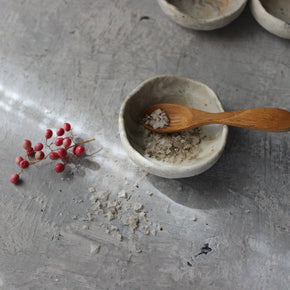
[250,0,290,39]
[119,75,228,179]
[157,0,248,30]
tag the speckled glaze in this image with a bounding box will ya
[119,75,228,178]
[157,0,248,30]
[250,0,290,39]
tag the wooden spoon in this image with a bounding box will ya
[143,103,290,133]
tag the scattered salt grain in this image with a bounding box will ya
[134,245,142,253]
[107,211,115,221]
[123,216,139,231]
[111,226,119,231]
[113,232,123,241]
[146,191,153,196]
[134,203,143,212]
[144,225,150,235]
[144,109,169,129]
[107,200,118,208]
[86,213,94,221]
[192,216,197,222]
[118,190,128,199]
[92,200,102,211]
[82,225,89,230]
[90,191,110,203]
[88,187,96,193]
[139,212,146,219]
[90,244,101,255]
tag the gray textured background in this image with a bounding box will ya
[0,1,289,289]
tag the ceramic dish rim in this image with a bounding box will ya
[118,75,229,178]
[158,0,248,24]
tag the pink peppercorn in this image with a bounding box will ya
[15,156,24,166]
[49,152,59,160]
[54,163,65,173]
[72,145,77,154]
[10,174,19,184]
[22,139,32,150]
[35,151,45,160]
[45,129,53,139]
[63,137,72,148]
[26,147,34,156]
[63,123,71,131]
[55,137,63,146]
[58,148,67,159]
[56,128,65,136]
[20,160,30,169]
[34,142,44,151]
[74,145,85,156]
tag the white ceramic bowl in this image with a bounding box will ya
[119,75,228,178]
[157,0,248,30]
[250,0,290,39]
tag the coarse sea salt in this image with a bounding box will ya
[118,190,128,199]
[143,127,202,164]
[144,109,169,129]
[90,244,101,255]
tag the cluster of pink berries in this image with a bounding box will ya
[10,123,95,184]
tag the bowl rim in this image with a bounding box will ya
[119,75,229,178]
[157,0,248,24]
[250,0,290,39]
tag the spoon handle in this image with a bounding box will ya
[199,108,290,132]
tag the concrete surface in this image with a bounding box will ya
[0,1,289,289]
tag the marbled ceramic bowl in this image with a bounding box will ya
[119,75,228,178]
[250,0,290,39]
[157,0,248,30]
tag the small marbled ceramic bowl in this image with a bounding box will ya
[157,0,248,30]
[119,75,228,178]
[250,0,290,39]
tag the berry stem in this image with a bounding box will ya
[10,124,96,184]
[74,138,96,146]
[28,138,96,165]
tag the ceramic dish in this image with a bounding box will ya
[250,0,290,39]
[119,75,228,178]
[157,0,248,30]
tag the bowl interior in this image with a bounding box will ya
[167,0,245,20]
[121,76,227,173]
[260,0,290,23]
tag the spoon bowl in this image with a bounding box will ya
[143,103,290,133]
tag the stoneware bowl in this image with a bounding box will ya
[250,0,290,39]
[119,75,228,178]
[157,0,248,30]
